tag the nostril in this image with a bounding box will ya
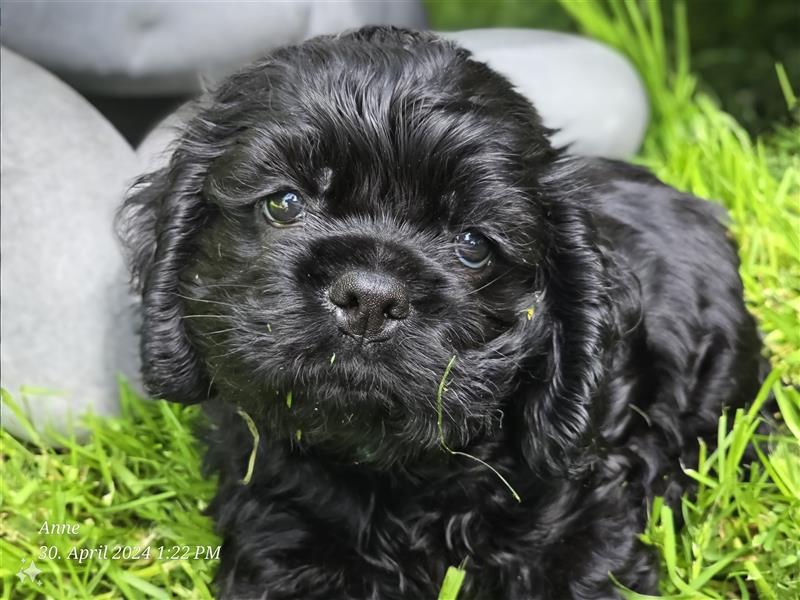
[384,295,409,321]
[329,275,360,311]
[341,292,359,311]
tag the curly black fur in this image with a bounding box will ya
[118,27,763,599]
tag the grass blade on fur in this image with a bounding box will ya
[236,408,260,485]
[435,356,521,503]
[437,565,467,600]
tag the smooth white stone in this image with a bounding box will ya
[444,29,649,158]
[1,48,141,443]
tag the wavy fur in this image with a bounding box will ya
[118,27,763,599]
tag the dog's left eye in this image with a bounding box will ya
[261,191,305,226]
[454,230,492,269]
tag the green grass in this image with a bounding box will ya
[1,384,219,598]
[425,0,800,136]
[3,1,799,598]
[625,374,800,599]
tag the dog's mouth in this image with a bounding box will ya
[252,360,442,456]
[335,327,395,345]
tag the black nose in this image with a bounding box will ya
[328,271,409,340]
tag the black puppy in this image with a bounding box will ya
[119,27,762,599]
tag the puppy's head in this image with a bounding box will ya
[119,27,618,473]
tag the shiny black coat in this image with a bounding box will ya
[118,27,762,599]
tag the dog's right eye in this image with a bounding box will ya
[261,191,305,226]
[454,230,492,269]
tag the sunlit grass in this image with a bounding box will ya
[1,384,219,598]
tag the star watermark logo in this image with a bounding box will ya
[17,558,43,585]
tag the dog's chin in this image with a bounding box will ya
[206,313,506,470]
[291,387,442,469]
[223,369,457,470]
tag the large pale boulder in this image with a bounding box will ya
[1,48,140,442]
[443,29,649,158]
[0,1,427,95]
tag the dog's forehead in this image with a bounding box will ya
[207,34,548,239]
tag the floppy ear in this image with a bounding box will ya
[117,135,220,404]
[517,178,635,476]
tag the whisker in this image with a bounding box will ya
[201,328,239,336]
[193,283,254,289]
[465,269,512,296]
[214,342,256,361]
[489,348,521,369]
[173,293,238,308]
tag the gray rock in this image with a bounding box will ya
[0,1,427,95]
[443,29,649,158]
[136,100,203,172]
[137,29,649,167]
[1,47,141,443]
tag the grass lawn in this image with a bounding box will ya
[2,2,798,598]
